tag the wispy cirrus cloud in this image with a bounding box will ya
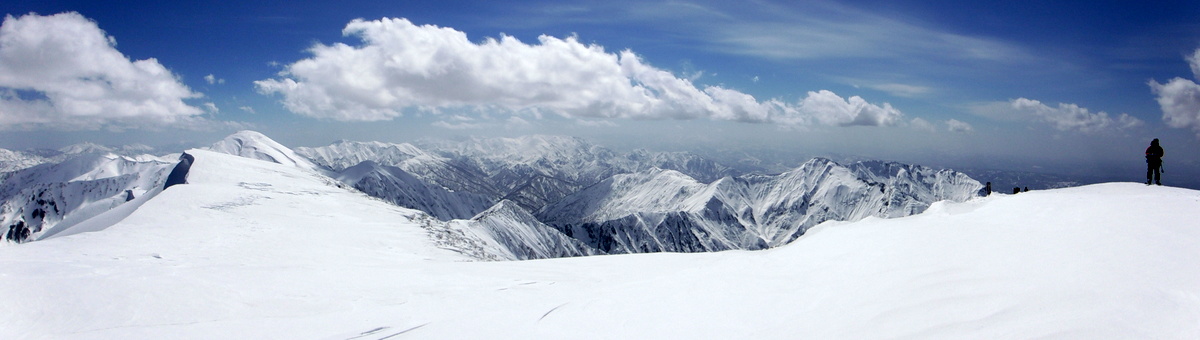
[712,19,1026,63]
[256,17,902,127]
[541,1,1031,64]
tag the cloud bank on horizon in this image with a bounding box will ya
[1010,98,1143,133]
[254,17,903,128]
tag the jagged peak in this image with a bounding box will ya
[802,157,838,167]
[776,157,840,179]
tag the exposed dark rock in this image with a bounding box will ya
[163,152,195,190]
[7,220,29,243]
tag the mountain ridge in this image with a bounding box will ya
[6,130,979,259]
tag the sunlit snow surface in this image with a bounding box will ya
[3,150,1198,339]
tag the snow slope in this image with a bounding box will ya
[3,182,1197,339]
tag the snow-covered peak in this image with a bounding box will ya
[295,139,437,172]
[0,147,50,173]
[448,199,603,260]
[57,142,114,155]
[420,135,611,167]
[333,159,384,184]
[623,149,739,183]
[472,199,538,223]
[51,143,157,159]
[207,130,319,170]
[539,167,712,225]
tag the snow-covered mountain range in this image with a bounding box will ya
[296,139,502,220]
[3,130,982,259]
[296,135,742,217]
[537,158,981,253]
[302,133,981,254]
[0,142,158,174]
[1,150,177,243]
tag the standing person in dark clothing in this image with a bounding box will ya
[1145,139,1164,185]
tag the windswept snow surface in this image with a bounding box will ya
[3,179,1199,338]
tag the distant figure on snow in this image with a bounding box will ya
[984,182,992,196]
[1145,138,1164,185]
[1023,186,1029,192]
[1013,187,1020,194]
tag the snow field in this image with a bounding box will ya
[2,150,1198,339]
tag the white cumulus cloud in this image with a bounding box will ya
[945,119,974,133]
[0,12,207,130]
[1189,48,1200,79]
[204,74,225,85]
[794,90,903,126]
[1011,98,1142,133]
[909,117,936,132]
[256,17,901,127]
[1148,48,1200,137]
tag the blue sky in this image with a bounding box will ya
[2,0,1200,185]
